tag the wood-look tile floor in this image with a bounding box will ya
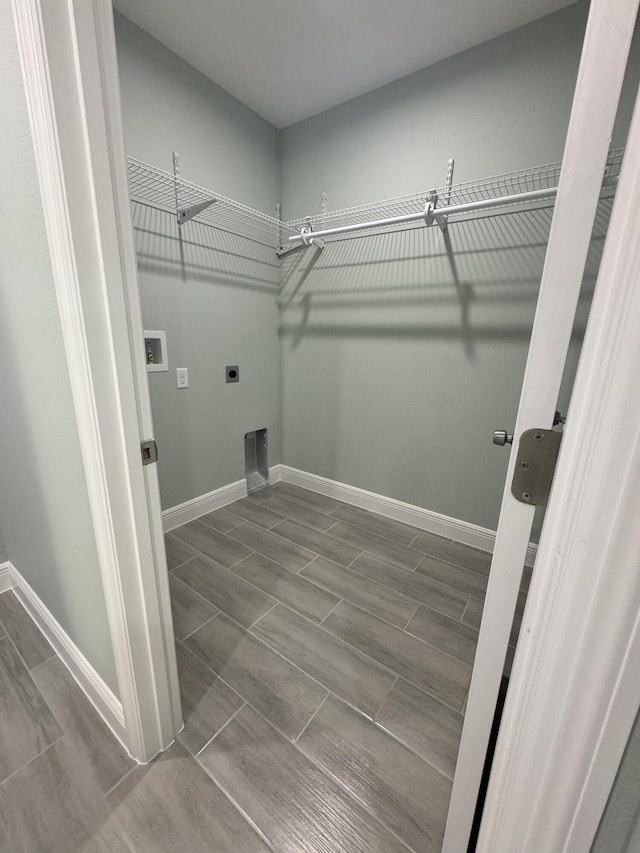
[168,483,530,853]
[0,483,529,852]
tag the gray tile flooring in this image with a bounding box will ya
[0,483,528,852]
[168,482,528,852]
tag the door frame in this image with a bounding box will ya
[13,0,640,843]
[477,82,640,851]
[444,0,640,849]
[11,0,182,763]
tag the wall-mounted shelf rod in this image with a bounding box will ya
[288,186,558,244]
[287,177,617,245]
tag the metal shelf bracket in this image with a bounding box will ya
[177,198,217,226]
[424,159,455,233]
[277,224,325,258]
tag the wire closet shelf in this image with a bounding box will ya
[126,150,624,252]
[127,156,297,249]
[286,148,624,246]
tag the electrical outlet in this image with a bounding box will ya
[176,367,189,389]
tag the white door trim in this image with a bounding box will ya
[443,0,639,848]
[478,83,640,852]
[11,0,181,762]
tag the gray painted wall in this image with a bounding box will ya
[114,13,280,212]
[0,0,118,693]
[592,709,640,853]
[0,524,6,563]
[115,13,282,510]
[116,3,638,535]
[279,2,638,534]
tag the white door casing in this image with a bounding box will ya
[443,0,640,849]
[479,80,640,852]
[12,0,182,762]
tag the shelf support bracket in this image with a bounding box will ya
[277,224,325,258]
[425,190,448,233]
[424,158,455,233]
[177,198,217,226]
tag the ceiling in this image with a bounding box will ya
[114,0,577,129]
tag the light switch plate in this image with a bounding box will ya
[176,367,189,389]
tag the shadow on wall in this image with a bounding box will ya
[131,203,280,294]
[279,198,612,357]
[278,196,612,535]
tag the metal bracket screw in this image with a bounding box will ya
[519,461,529,470]
[522,491,532,501]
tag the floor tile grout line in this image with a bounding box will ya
[326,523,424,571]
[28,650,61,672]
[293,554,320,574]
[402,601,422,632]
[260,497,340,533]
[0,735,63,788]
[177,492,494,578]
[182,559,467,714]
[193,744,278,853]
[196,701,248,757]
[199,517,246,535]
[103,758,141,798]
[270,483,341,517]
[345,550,364,569]
[318,598,344,626]
[226,520,317,567]
[175,522,475,670]
[190,603,396,719]
[372,674,399,723]
[175,500,471,701]
[0,622,56,676]
[179,613,219,643]
[293,693,330,744]
[170,570,226,615]
[338,549,472,619]
[459,596,472,624]
[331,511,422,549]
[314,600,471,710]
[299,560,423,626]
[288,711,426,853]
[247,600,440,709]
[247,600,280,631]
[183,607,336,708]
[371,705,460,782]
[270,516,374,562]
[176,601,467,771]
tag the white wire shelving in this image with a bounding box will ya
[127,156,297,249]
[285,149,624,247]
[126,150,624,255]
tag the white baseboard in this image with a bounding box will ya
[161,463,536,565]
[279,465,538,566]
[162,464,283,532]
[0,562,15,593]
[1,562,128,754]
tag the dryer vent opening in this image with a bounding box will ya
[245,429,268,493]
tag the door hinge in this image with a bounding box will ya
[511,428,562,507]
[140,439,158,466]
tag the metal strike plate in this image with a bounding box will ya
[511,428,562,507]
[140,439,158,466]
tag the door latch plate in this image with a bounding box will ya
[511,428,562,507]
[141,439,158,466]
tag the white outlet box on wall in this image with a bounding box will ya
[143,330,168,372]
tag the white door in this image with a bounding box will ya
[443,1,640,850]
